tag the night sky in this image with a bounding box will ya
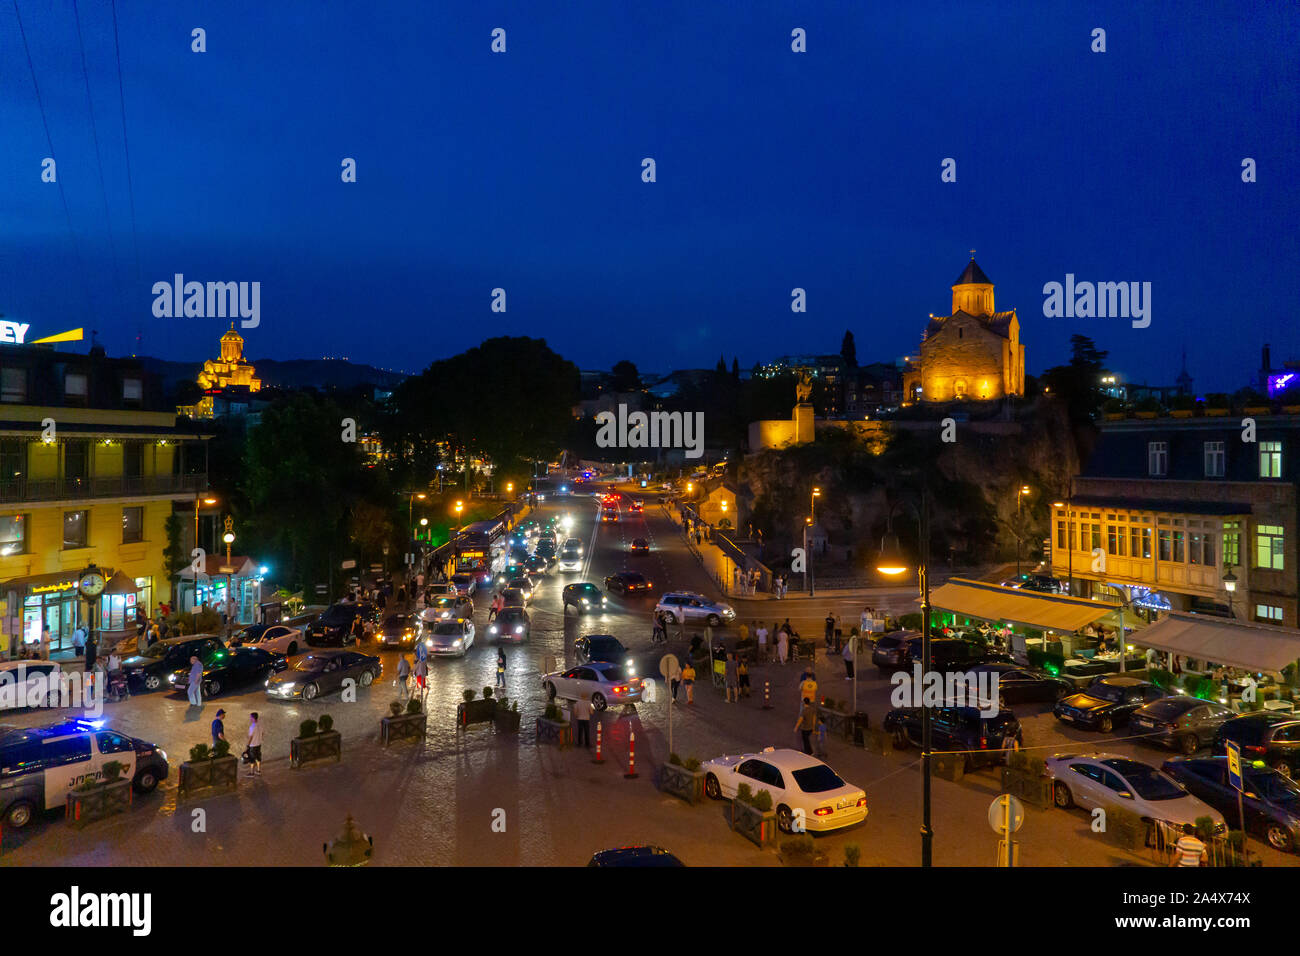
[1,0,1295,392]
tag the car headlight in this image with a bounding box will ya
[158,748,168,763]
[489,625,498,634]
[582,599,589,604]
[514,625,524,634]
[601,597,607,604]
[452,639,463,647]
[168,674,176,683]
[280,683,296,692]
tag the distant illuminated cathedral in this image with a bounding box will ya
[902,255,1025,403]
[197,324,262,391]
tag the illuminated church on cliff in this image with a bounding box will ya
[198,324,261,391]
[902,255,1025,403]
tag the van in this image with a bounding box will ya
[0,718,168,828]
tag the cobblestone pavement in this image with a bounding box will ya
[1,491,1294,867]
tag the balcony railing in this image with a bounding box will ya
[0,473,208,504]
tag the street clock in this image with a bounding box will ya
[78,565,107,599]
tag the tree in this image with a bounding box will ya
[609,360,641,393]
[715,355,727,375]
[840,330,858,368]
[1041,334,1109,422]
[731,357,740,381]
[162,513,185,605]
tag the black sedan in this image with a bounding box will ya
[1053,676,1166,732]
[169,646,287,698]
[966,662,1072,704]
[604,571,653,595]
[575,634,632,667]
[306,602,369,646]
[488,606,531,643]
[375,613,420,648]
[524,555,548,574]
[120,635,225,692]
[1163,756,1300,853]
[266,650,382,701]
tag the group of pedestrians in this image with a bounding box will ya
[731,567,762,595]
[772,574,789,598]
[209,708,262,777]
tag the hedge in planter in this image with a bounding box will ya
[66,760,132,828]
[458,688,497,728]
[291,715,342,769]
[730,784,776,847]
[659,754,705,804]
[492,697,521,733]
[816,700,853,740]
[178,741,239,801]
[382,698,427,746]
[535,702,572,747]
[1002,752,1052,808]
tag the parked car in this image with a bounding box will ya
[883,702,1023,769]
[375,613,420,648]
[306,602,367,646]
[0,718,168,828]
[488,606,530,643]
[0,660,64,711]
[451,573,477,596]
[562,582,607,614]
[629,538,649,554]
[900,636,1008,671]
[575,634,632,669]
[266,650,381,700]
[1212,713,1300,777]
[654,591,735,626]
[169,646,287,698]
[1053,676,1166,732]
[234,623,306,657]
[422,595,473,622]
[965,661,1073,704]
[1130,697,1236,754]
[871,630,921,671]
[701,747,867,834]
[1163,755,1300,852]
[1046,752,1226,834]
[588,845,683,867]
[423,618,475,657]
[542,661,642,710]
[604,571,653,594]
[119,635,224,692]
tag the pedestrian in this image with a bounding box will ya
[815,713,829,757]
[682,660,696,704]
[843,634,856,680]
[84,631,98,691]
[496,647,507,689]
[777,625,789,665]
[246,713,263,776]
[824,612,835,651]
[800,670,818,708]
[414,655,428,693]
[396,653,411,697]
[489,591,503,622]
[755,621,768,662]
[72,624,86,657]
[39,625,51,661]
[738,657,750,698]
[107,649,121,678]
[1172,824,1206,866]
[211,708,227,749]
[794,697,818,755]
[670,664,681,703]
[187,654,203,706]
[724,653,738,703]
[574,694,593,748]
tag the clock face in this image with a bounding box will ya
[79,572,106,597]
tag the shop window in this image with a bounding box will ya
[122,506,144,544]
[1259,441,1282,478]
[1256,525,1285,571]
[1255,604,1283,623]
[1203,441,1225,477]
[1147,441,1168,477]
[0,513,27,555]
[62,510,88,549]
[1,368,27,403]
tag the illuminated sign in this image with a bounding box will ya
[1268,372,1297,397]
[0,321,31,344]
[31,580,78,594]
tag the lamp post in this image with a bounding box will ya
[1015,485,1030,579]
[807,486,821,596]
[407,492,426,541]
[222,518,236,629]
[194,494,218,553]
[1223,566,1238,620]
[876,480,932,866]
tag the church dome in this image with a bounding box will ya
[953,258,992,286]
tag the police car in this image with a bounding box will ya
[0,718,168,829]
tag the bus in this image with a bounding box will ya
[454,519,506,584]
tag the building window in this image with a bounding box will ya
[0,438,24,492]
[1089,523,1101,551]
[62,510,88,549]
[1,368,27,403]
[1203,441,1225,477]
[0,514,27,555]
[1189,532,1202,565]
[1256,524,1285,571]
[1147,441,1168,477]
[122,377,143,405]
[64,440,89,485]
[122,506,143,544]
[1172,530,1185,563]
[1201,532,1215,566]
[1056,520,1068,551]
[123,442,143,480]
[1255,604,1283,623]
[64,371,88,404]
[1259,441,1282,478]
[1158,528,1172,562]
[1223,521,1241,567]
[1130,525,1152,559]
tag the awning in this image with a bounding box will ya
[924,578,1119,633]
[103,570,138,595]
[1133,612,1300,673]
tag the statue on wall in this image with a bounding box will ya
[795,372,813,404]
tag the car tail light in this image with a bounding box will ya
[980,737,988,749]
[1244,744,1266,755]
[814,806,833,817]
[856,797,867,808]
[613,685,627,694]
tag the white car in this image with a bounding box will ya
[423,618,475,657]
[238,624,305,657]
[702,747,868,834]
[1045,752,1226,833]
[542,661,643,711]
[0,660,63,710]
[558,547,583,572]
[562,537,584,554]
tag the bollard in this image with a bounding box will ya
[762,680,772,710]
[593,719,605,764]
[625,730,639,779]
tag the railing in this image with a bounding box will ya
[0,473,207,503]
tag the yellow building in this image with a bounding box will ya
[0,345,211,656]
[197,324,261,391]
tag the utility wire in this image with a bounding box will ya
[109,0,141,288]
[12,0,94,316]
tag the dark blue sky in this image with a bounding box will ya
[1,0,1295,391]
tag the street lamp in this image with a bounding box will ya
[1016,485,1031,579]
[1223,566,1238,620]
[194,494,218,552]
[806,486,821,596]
[876,480,933,867]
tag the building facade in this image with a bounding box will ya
[902,257,1025,404]
[0,344,211,655]
[1052,415,1299,627]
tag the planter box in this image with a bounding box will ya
[492,708,521,733]
[779,846,830,866]
[291,731,342,769]
[659,763,705,804]
[1170,409,1194,418]
[1245,406,1272,415]
[66,779,132,828]
[931,752,965,781]
[1204,407,1229,416]
[1000,767,1053,809]
[381,712,427,746]
[178,755,239,801]
[816,705,854,741]
[458,699,496,727]
[1134,411,1158,419]
[1103,412,1125,421]
[730,800,776,847]
[535,716,572,747]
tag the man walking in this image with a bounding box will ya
[824,611,836,651]
[246,712,263,776]
[211,709,227,750]
[186,654,203,706]
[794,697,818,755]
[574,694,593,748]
[724,653,739,703]
[843,634,856,680]
[755,621,768,662]
[396,652,411,698]
[83,631,98,692]
[1172,824,1207,866]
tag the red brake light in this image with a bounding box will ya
[814,807,833,816]
[980,737,988,749]
[856,797,867,808]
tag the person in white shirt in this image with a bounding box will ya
[755,624,769,662]
[860,607,871,636]
[246,712,263,776]
[1172,826,1206,866]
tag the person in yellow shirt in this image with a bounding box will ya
[682,661,696,704]
[799,672,817,708]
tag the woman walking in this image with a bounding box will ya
[777,625,790,665]
[414,655,429,694]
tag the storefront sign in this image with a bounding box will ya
[31,580,77,594]
[0,321,31,344]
